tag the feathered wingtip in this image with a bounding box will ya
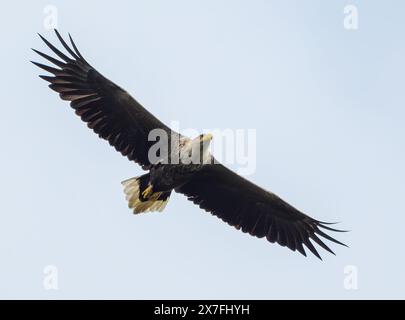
[41,29,84,58]
[31,29,88,73]
[304,221,349,261]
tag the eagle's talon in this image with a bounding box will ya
[142,185,153,198]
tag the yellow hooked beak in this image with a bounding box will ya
[201,133,213,142]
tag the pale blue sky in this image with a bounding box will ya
[1,0,404,299]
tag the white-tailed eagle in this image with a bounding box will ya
[32,30,346,260]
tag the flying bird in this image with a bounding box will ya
[32,30,346,259]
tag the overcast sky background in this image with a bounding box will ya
[1,0,404,299]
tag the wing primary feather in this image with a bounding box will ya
[37,33,71,62]
[316,220,340,225]
[295,239,307,257]
[318,223,349,233]
[39,75,56,83]
[315,227,348,247]
[54,29,80,60]
[283,225,297,252]
[309,234,335,255]
[32,48,65,68]
[68,33,86,61]
[290,225,307,256]
[31,61,62,75]
[303,237,322,260]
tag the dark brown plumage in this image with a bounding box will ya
[32,30,347,260]
[177,164,346,259]
[32,30,174,169]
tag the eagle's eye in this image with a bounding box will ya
[199,133,213,143]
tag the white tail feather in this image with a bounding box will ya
[121,177,169,214]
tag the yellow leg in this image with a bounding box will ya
[142,185,153,198]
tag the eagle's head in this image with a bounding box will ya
[180,133,213,164]
[198,133,213,144]
[196,133,213,154]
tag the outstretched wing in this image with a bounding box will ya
[176,163,347,259]
[32,30,177,169]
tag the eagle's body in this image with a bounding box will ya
[33,30,346,259]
